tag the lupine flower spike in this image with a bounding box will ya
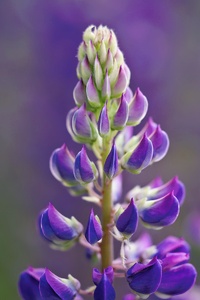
[19,25,197,300]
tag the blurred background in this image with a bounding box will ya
[1,0,200,298]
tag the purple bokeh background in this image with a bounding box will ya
[1,0,200,298]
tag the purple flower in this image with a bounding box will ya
[39,269,80,300]
[18,267,44,300]
[157,263,197,297]
[112,65,128,98]
[39,203,83,250]
[104,143,119,179]
[85,209,103,244]
[149,125,169,163]
[98,103,110,137]
[72,104,97,143]
[74,146,98,184]
[127,88,148,126]
[139,192,180,229]
[116,199,138,237]
[86,75,101,108]
[93,270,116,300]
[127,176,185,206]
[126,257,162,297]
[112,94,129,130]
[49,144,78,187]
[73,80,87,106]
[121,134,153,174]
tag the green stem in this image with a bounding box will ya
[100,137,113,270]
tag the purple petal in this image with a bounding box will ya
[127,88,148,126]
[162,253,190,270]
[93,267,114,285]
[18,267,44,300]
[104,143,119,179]
[112,94,129,130]
[140,192,180,228]
[72,104,97,142]
[49,144,77,186]
[74,147,96,183]
[98,104,110,137]
[123,87,133,104]
[150,125,169,162]
[116,199,138,236]
[73,80,87,106]
[47,203,76,240]
[85,209,103,244]
[43,269,77,300]
[156,236,190,259]
[112,65,128,98]
[126,257,162,295]
[86,76,101,108]
[122,134,153,174]
[94,272,116,300]
[139,117,157,137]
[149,177,164,188]
[158,264,197,296]
[150,176,185,205]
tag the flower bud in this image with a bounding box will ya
[112,94,129,130]
[102,70,111,100]
[149,125,169,163]
[116,199,138,238]
[112,65,128,98]
[39,203,83,250]
[94,271,116,300]
[74,146,98,184]
[73,80,87,106]
[94,55,103,90]
[85,209,103,244]
[104,143,119,179]
[72,104,97,143]
[98,40,107,64]
[86,40,97,65]
[77,41,87,61]
[126,257,162,298]
[121,134,153,174]
[108,30,118,56]
[18,267,44,300]
[98,103,110,137]
[139,192,180,229]
[80,56,91,84]
[105,49,114,73]
[49,144,78,187]
[127,88,148,126]
[86,76,101,108]
[39,269,80,300]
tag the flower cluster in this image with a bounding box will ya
[19,25,197,299]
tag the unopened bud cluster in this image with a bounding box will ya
[19,25,196,300]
